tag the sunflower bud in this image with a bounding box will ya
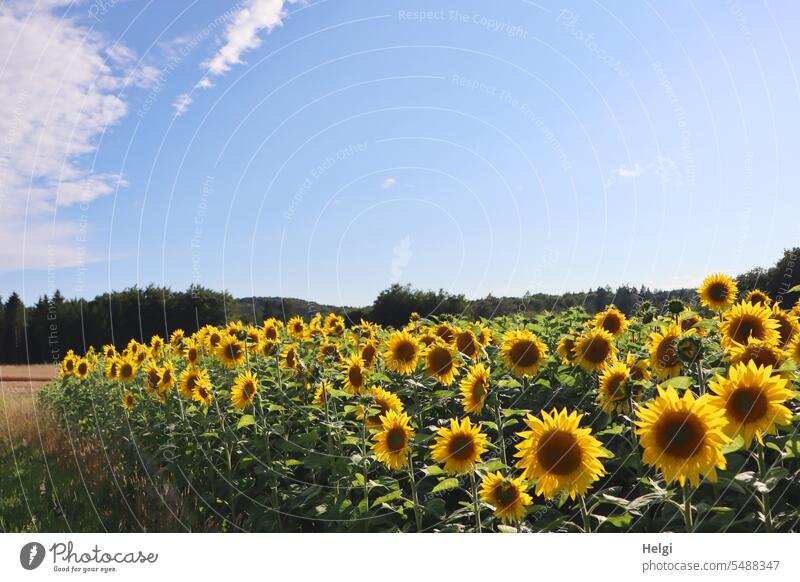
[676,334,702,364]
[667,298,685,316]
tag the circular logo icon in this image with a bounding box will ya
[20,542,46,570]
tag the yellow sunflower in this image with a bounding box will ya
[771,305,799,348]
[372,410,414,470]
[144,363,162,395]
[573,328,616,373]
[648,324,684,380]
[158,362,175,394]
[726,337,785,369]
[475,323,494,347]
[430,417,489,475]
[454,327,482,360]
[312,382,332,406]
[592,306,629,338]
[287,316,306,339]
[202,326,224,352]
[720,301,780,348]
[459,363,491,415]
[698,273,738,311]
[102,344,116,359]
[184,340,201,366]
[423,341,461,386]
[501,330,549,377]
[597,358,639,414]
[556,333,577,365]
[122,391,136,411]
[383,330,421,375]
[150,335,164,355]
[60,354,77,377]
[117,358,137,383]
[179,367,209,399]
[707,361,794,447]
[231,370,259,410]
[281,344,301,374]
[359,341,379,368]
[258,338,278,358]
[625,352,652,382]
[357,386,404,428]
[192,373,213,408]
[216,335,246,368]
[342,354,368,394]
[74,358,90,379]
[324,313,345,336]
[433,322,455,344]
[479,472,532,525]
[514,408,609,500]
[635,386,729,487]
[170,329,185,349]
[745,289,772,307]
[105,358,120,380]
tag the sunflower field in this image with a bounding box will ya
[40,274,800,532]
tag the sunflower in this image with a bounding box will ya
[383,330,421,375]
[179,367,209,399]
[203,326,224,351]
[635,386,729,487]
[372,410,414,470]
[287,316,306,339]
[117,359,137,383]
[216,336,246,368]
[501,330,549,377]
[679,312,704,336]
[192,373,214,408]
[258,339,278,358]
[770,305,799,348]
[359,341,379,368]
[707,361,794,447]
[479,472,532,525]
[122,391,136,411]
[158,362,175,393]
[647,324,684,380]
[170,329,185,349]
[592,306,628,338]
[433,322,455,344]
[698,273,738,311]
[745,289,772,307]
[105,358,120,380]
[514,408,608,500]
[150,335,164,355]
[459,363,491,415]
[74,358,90,379]
[475,323,494,347]
[423,341,461,385]
[556,333,577,365]
[102,344,117,359]
[184,340,201,366]
[358,386,404,428]
[454,327,482,360]
[573,328,616,373]
[597,359,635,414]
[60,354,77,377]
[720,301,780,348]
[144,363,162,394]
[788,335,800,364]
[231,370,259,410]
[262,322,281,342]
[281,344,301,374]
[312,382,332,406]
[430,417,489,475]
[342,354,368,394]
[324,313,345,336]
[625,353,652,382]
[726,337,785,369]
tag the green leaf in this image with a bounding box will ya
[432,477,460,493]
[721,435,744,454]
[237,414,256,429]
[660,376,694,390]
[371,490,403,508]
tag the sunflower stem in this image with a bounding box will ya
[470,470,482,532]
[682,485,694,532]
[756,446,775,532]
[361,413,370,515]
[407,453,423,532]
[579,495,592,533]
[495,402,508,467]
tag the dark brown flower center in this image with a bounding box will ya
[495,483,519,507]
[708,282,729,302]
[536,430,582,475]
[655,412,705,458]
[449,435,476,461]
[348,365,363,387]
[730,315,764,344]
[726,386,768,423]
[601,314,621,334]
[393,340,416,363]
[428,347,454,375]
[582,337,611,364]
[510,340,540,367]
[656,337,680,368]
[386,427,407,453]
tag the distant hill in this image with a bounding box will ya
[234,296,356,324]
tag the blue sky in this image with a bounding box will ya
[1,0,799,307]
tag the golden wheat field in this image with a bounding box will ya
[32,275,800,533]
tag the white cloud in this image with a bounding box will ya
[616,163,641,178]
[0,2,144,271]
[172,93,194,116]
[175,0,300,115]
[381,177,397,189]
[607,156,683,190]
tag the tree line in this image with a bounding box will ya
[0,248,797,364]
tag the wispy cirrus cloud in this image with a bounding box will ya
[0,1,149,271]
